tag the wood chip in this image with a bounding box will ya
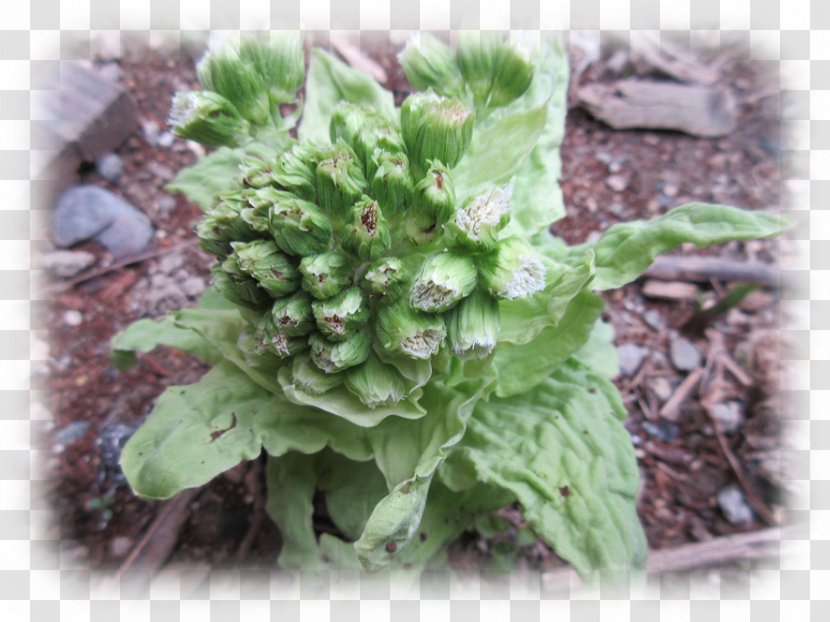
[578,79,738,138]
[642,279,699,301]
[660,368,704,420]
[331,36,388,84]
[645,255,780,287]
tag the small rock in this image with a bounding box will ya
[63,309,83,326]
[670,337,702,371]
[643,309,664,330]
[739,290,774,313]
[642,420,680,444]
[147,161,174,182]
[650,376,674,401]
[141,120,161,146]
[157,195,176,214]
[52,185,154,259]
[617,343,648,376]
[157,132,175,148]
[710,402,744,433]
[182,276,205,298]
[96,62,122,82]
[717,485,754,525]
[157,253,183,275]
[109,536,132,559]
[38,250,96,278]
[53,420,91,447]
[96,153,123,183]
[662,183,679,197]
[606,175,628,192]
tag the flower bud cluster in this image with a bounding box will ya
[193,86,546,409]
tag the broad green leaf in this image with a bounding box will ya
[498,250,595,346]
[166,147,246,211]
[300,48,395,144]
[453,104,548,201]
[573,319,619,379]
[503,36,569,236]
[446,360,645,577]
[174,307,284,395]
[110,315,222,371]
[354,377,493,569]
[493,289,604,397]
[120,361,272,500]
[317,451,389,541]
[277,367,427,428]
[265,452,321,569]
[582,203,788,291]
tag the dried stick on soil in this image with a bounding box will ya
[45,239,199,296]
[542,527,781,588]
[118,489,198,578]
[659,368,704,420]
[644,255,780,287]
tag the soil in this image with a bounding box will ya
[45,40,783,573]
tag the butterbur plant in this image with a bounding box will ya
[112,32,785,577]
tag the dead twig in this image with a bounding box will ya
[331,36,388,84]
[235,459,265,564]
[44,239,199,296]
[644,255,780,287]
[659,368,705,420]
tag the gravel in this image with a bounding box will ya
[717,485,754,525]
[617,343,648,376]
[39,250,96,278]
[96,153,124,183]
[669,336,702,371]
[710,401,744,433]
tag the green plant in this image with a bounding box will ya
[112,33,785,577]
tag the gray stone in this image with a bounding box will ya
[38,250,96,278]
[63,309,83,326]
[141,120,161,146]
[643,420,680,444]
[157,195,176,214]
[54,421,90,447]
[670,336,702,371]
[710,401,744,433]
[606,175,628,192]
[95,153,123,182]
[182,276,205,298]
[617,343,648,376]
[109,536,132,559]
[717,485,755,525]
[643,309,664,330]
[157,132,175,148]
[52,185,154,259]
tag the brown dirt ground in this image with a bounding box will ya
[45,40,783,572]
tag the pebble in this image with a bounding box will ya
[643,420,680,444]
[710,401,744,433]
[52,185,154,259]
[670,336,702,371]
[38,250,96,278]
[95,153,123,183]
[717,485,754,525]
[617,343,648,376]
[53,421,90,447]
[147,161,175,182]
[109,536,132,559]
[643,309,664,330]
[157,132,175,148]
[182,276,206,297]
[606,175,628,192]
[63,310,83,326]
[141,120,161,146]
[157,195,177,214]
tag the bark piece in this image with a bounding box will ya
[578,79,738,137]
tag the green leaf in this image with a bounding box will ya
[110,314,222,371]
[354,377,493,569]
[166,147,246,211]
[300,48,395,144]
[120,361,272,500]
[277,367,427,428]
[445,360,645,577]
[573,319,619,379]
[502,36,569,236]
[265,452,322,569]
[497,250,595,346]
[452,104,548,201]
[583,203,788,291]
[317,451,389,541]
[493,289,604,397]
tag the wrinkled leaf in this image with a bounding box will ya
[503,37,569,236]
[277,367,427,427]
[300,48,395,144]
[166,147,246,211]
[582,203,788,291]
[493,289,604,397]
[445,360,645,577]
[120,361,272,500]
[110,314,222,371]
[453,104,548,201]
[573,319,619,379]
